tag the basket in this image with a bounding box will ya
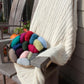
[9,31,47,68]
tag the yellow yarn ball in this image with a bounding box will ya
[33,39,43,51]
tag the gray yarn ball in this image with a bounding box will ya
[9,49,17,62]
[30,53,38,60]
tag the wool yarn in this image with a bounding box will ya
[29,53,38,60]
[27,52,33,60]
[33,39,44,51]
[25,31,33,42]
[16,48,24,58]
[20,51,29,58]
[9,30,48,67]
[13,43,22,51]
[22,41,29,50]
[29,33,38,44]
[38,37,47,48]
[11,35,20,48]
[28,44,39,53]
[8,49,17,62]
[20,32,26,43]
[17,58,30,66]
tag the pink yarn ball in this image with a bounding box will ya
[28,44,39,53]
[20,32,26,43]
[20,51,29,58]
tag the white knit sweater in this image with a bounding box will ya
[14,0,78,84]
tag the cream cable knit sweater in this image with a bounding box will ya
[14,0,78,84]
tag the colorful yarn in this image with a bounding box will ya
[33,39,44,51]
[27,52,33,60]
[29,53,38,60]
[25,31,33,42]
[8,49,17,62]
[38,36,47,48]
[29,33,38,44]
[20,51,29,58]
[22,41,29,50]
[17,58,30,66]
[16,48,24,58]
[20,32,26,43]
[9,31,48,66]
[11,35,20,48]
[28,44,39,53]
[13,43,22,51]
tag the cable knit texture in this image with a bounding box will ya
[14,0,78,84]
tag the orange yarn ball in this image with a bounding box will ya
[10,34,18,39]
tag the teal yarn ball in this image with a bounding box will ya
[11,35,20,48]
[29,34,38,44]
[22,41,29,51]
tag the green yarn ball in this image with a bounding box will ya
[27,52,33,60]
[22,41,29,50]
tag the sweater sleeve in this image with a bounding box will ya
[37,4,77,66]
[37,43,67,66]
[31,0,77,66]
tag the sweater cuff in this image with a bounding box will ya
[38,43,69,66]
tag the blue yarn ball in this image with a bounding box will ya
[38,37,47,48]
[13,43,22,51]
[11,35,20,48]
[29,34,38,44]
[17,58,30,66]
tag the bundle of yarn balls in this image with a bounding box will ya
[9,31,47,66]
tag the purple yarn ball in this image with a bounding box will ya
[15,48,24,58]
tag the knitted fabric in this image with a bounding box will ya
[13,43,22,51]
[39,48,47,53]
[28,44,39,53]
[29,33,38,44]
[38,37,47,48]
[22,41,29,51]
[20,51,29,58]
[25,31,33,42]
[30,0,78,65]
[33,39,44,51]
[11,35,20,48]
[14,0,78,84]
[20,32,26,43]
[9,49,17,62]
[16,48,24,58]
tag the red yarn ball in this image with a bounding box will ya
[25,31,33,42]
[28,44,39,53]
